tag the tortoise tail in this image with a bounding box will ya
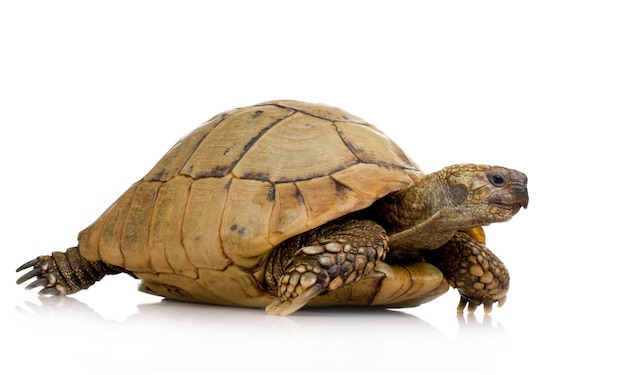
[16,247,129,296]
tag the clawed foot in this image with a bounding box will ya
[456,294,506,314]
[16,256,68,295]
[264,219,388,316]
[425,231,510,315]
[265,262,328,316]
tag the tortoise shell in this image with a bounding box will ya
[77,100,423,307]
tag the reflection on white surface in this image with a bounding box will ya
[13,295,508,374]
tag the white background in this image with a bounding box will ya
[1,1,624,374]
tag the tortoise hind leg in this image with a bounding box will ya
[16,247,128,295]
[264,219,388,316]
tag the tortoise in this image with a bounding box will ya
[16,100,528,316]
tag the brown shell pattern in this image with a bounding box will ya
[77,101,422,278]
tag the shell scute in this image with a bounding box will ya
[181,105,294,180]
[335,121,417,167]
[261,100,368,124]
[232,112,358,182]
[294,176,369,228]
[119,181,161,272]
[79,184,137,265]
[143,110,233,182]
[331,163,420,198]
[219,178,275,269]
[147,177,196,278]
[182,176,232,271]
[269,182,308,245]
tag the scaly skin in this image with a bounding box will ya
[379,164,528,251]
[16,247,129,295]
[381,164,525,313]
[423,230,509,313]
[265,219,388,315]
[265,164,527,315]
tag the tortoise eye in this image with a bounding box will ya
[488,173,506,187]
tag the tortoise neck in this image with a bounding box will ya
[375,171,450,234]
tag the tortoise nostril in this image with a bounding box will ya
[510,170,528,185]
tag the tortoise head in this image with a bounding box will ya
[440,164,529,225]
[377,164,528,235]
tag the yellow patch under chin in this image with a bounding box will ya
[461,226,486,244]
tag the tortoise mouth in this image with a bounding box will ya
[488,186,528,215]
[490,202,523,215]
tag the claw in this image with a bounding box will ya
[16,259,38,273]
[266,284,324,316]
[483,300,493,314]
[16,268,42,285]
[40,287,61,296]
[457,294,501,314]
[457,295,469,313]
[467,299,480,314]
[497,296,506,307]
[26,278,49,290]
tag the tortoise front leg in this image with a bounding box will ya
[424,230,510,313]
[264,219,388,316]
[16,247,128,295]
